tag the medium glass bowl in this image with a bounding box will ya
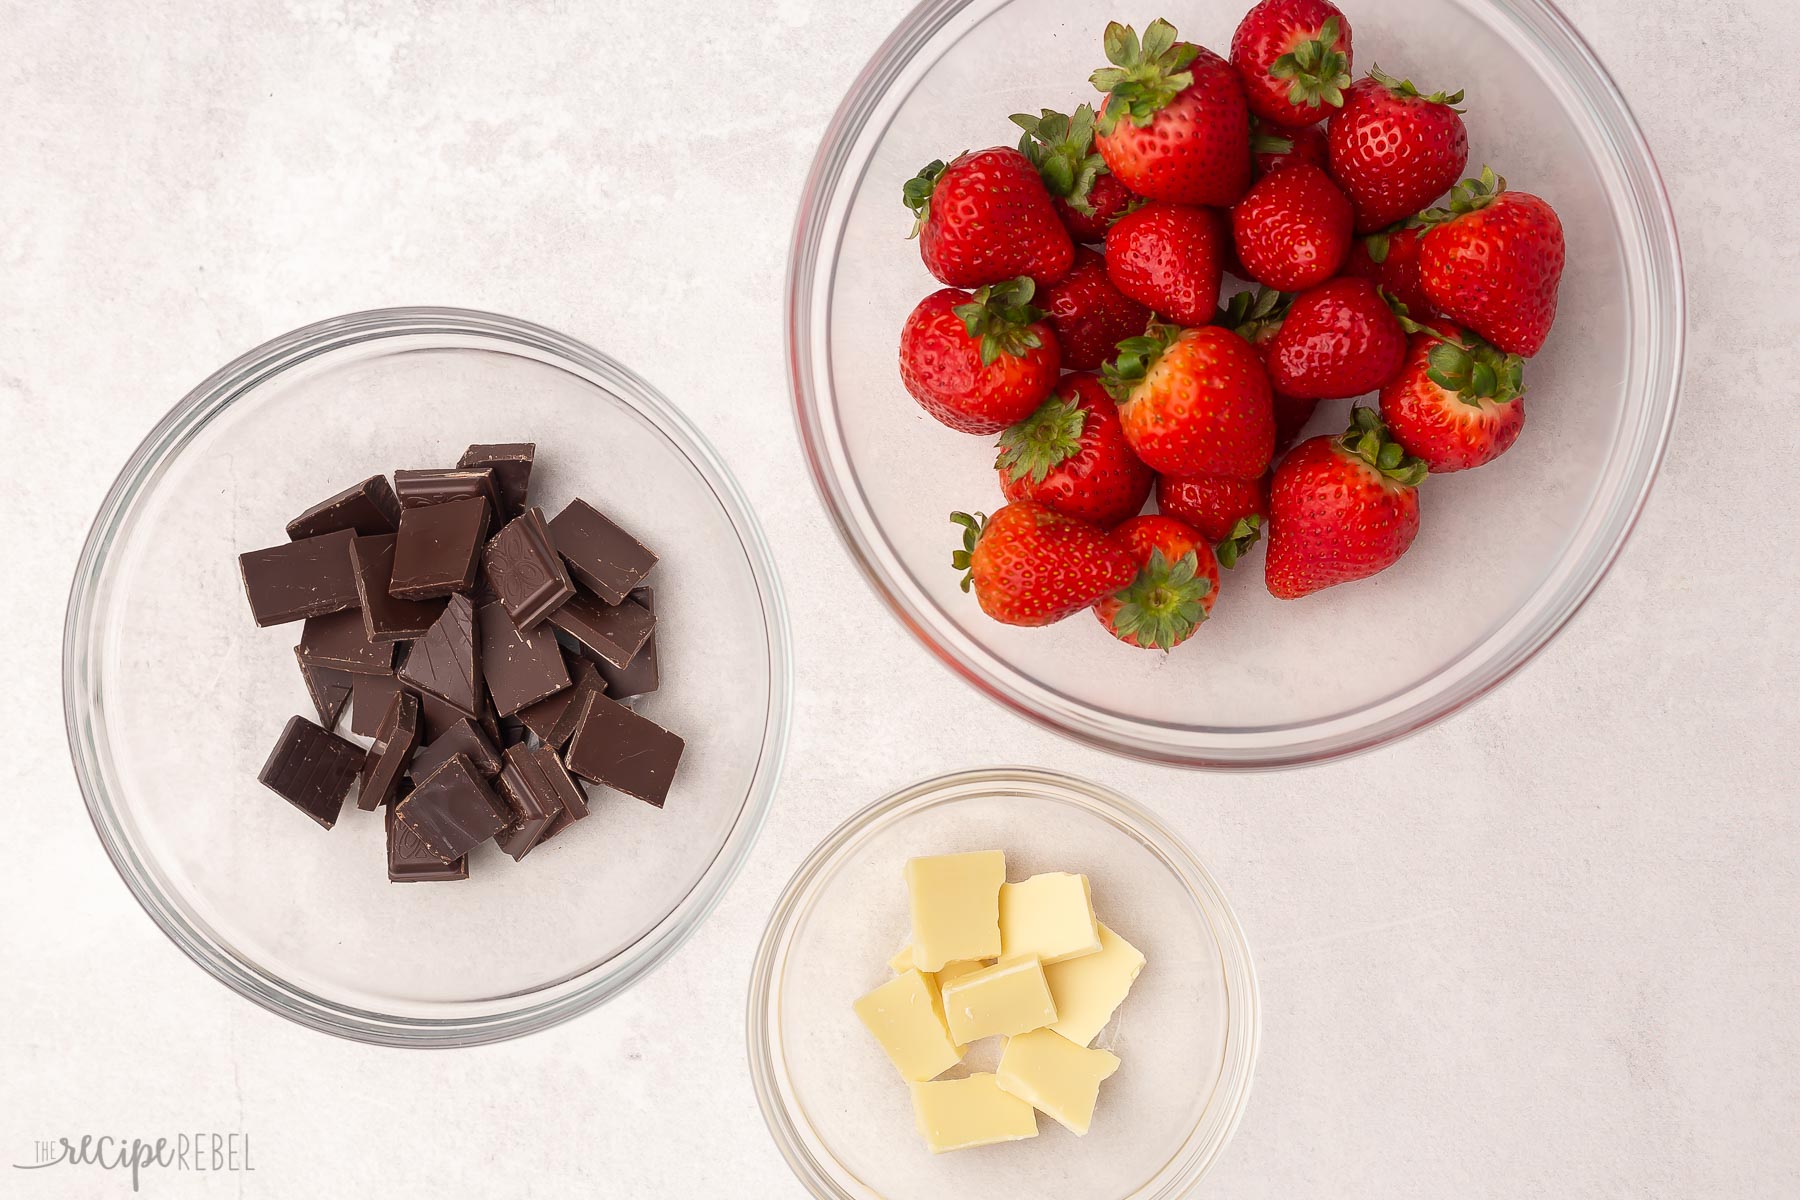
[748,767,1259,1200]
[64,307,791,1046]
[789,0,1683,769]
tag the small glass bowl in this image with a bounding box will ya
[748,767,1259,1199]
[788,0,1684,768]
[64,307,791,1046]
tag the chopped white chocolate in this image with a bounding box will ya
[910,1073,1038,1153]
[888,945,918,974]
[941,955,1058,1043]
[999,871,1102,965]
[889,945,992,988]
[854,968,964,1082]
[996,1028,1121,1136]
[905,850,1005,971]
[1043,922,1146,1047]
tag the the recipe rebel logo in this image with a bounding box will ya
[12,1131,255,1192]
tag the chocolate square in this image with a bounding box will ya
[239,528,359,627]
[394,467,503,515]
[595,587,659,698]
[477,600,571,717]
[257,715,363,829]
[547,588,655,669]
[298,608,395,676]
[517,657,605,746]
[458,444,535,524]
[396,594,482,716]
[350,533,448,642]
[494,743,584,861]
[294,648,352,729]
[564,692,684,808]
[358,690,420,811]
[482,507,575,631]
[349,672,403,739]
[390,496,490,600]
[547,498,657,604]
[394,754,510,862]
[286,476,401,541]
[411,717,503,780]
[386,801,469,883]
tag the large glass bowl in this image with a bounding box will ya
[64,307,791,1046]
[789,0,1683,769]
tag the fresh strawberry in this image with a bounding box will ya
[1216,288,1318,451]
[1326,68,1469,233]
[1155,472,1267,567]
[1094,514,1221,648]
[1265,406,1426,598]
[1230,162,1353,291]
[1415,168,1566,356]
[1012,105,1139,244]
[951,503,1137,626]
[1343,224,1436,319]
[1090,19,1251,208]
[1267,276,1407,399]
[1252,118,1329,177]
[996,373,1155,527]
[1230,0,1353,129]
[1379,320,1525,472]
[1102,321,1274,479]
[903,148,1074,288]
[899,278,1061,434]
[1041,246,1153,371]
[1104,201,1227,326]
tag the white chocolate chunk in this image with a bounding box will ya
[910,1073,1038,1153]
[941,955,1058,1044]
[999,872,1102,965]
[854,969,964,1082]
[1043,923,1146,1047]
[997,1028,1121,1136]
[904,851,1005,972]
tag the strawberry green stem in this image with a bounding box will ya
[1100,319,1183,401]
[1011,105,1109,215]
[1365,64,1465,109]
[995,393,1088,485]
[1269,15,1351,109]
[1090,18,1202,134]
[1336,406,1428,487]
[949,511,988,592]
[1107,548,1212,648]
[951,277,1046,366]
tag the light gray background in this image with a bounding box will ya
[3,1,1796,1197]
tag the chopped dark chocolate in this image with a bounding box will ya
[349,672,403,738]
[350,533,447,642]
[497,715,531,748]
[394,467,503,516]
[239,528,359,627]
[494,743,583,861]
[286,475,402,541]
[547,588,656,669]
[458,443,535,523]
[410,716,503,780]
[387,801,469,882]
[477,600,571,717]
[258,715,363,829]
[358,690,420,811]
[298,608,395,676]
[390,496,490,600]
[548,498,657,604]
[595,587,660,698]
[294,648,353,729]
[482,506,575,631]
[517,656,604,746]
[396,594,482,716]
[564,691,684,808]
[394,754,510,862]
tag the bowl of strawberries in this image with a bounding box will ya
[790,0,1682,769]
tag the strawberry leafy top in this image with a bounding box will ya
[1365,64,1465,108]
[1100,319,1183,400]
[949,511,987,592]
[995,391,1087,485]
[1269,15,1351,110]
[1412,165,1506,227]
[1336,406,1428,487]
[951,277,1046,366]
[1214,515,1263,570]
[1217,287,1290,343]
[1090,19,1201,134]
[1412,325,1525,407]
[1011,105,1109,216]
[1107,547,1212,649]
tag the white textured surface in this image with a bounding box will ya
[2,2,1797,1198]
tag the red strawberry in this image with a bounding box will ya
[1326,68,1469,233]
[1012,105,1139,244]
[1104,201,1226,326]
[996,373,1155,527]
[1090,19,1251,208]
[1102,321,1274,479]
[1267,276,1406,399]
[1041,246,1153,371]
[903,148,1074,288]
[1230,162,1353,291]
[1216,288,1318,451]
[1265,406,1426,599]
[1155,472,1268,567]
[899,278,1061,434]
[1252,118,1329,177]
[1094,514,1221,648]
[951,503,1137,626]
[1230,0,1353,129]
[1415,168,1566,356]
[1379,321,1525,472]
[1343,224,1436,319]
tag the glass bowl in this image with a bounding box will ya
[63,307,791,1046]
[748,767,1259,1199]
[789,0,1684,768]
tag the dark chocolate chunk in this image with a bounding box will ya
[458,443,535,523]
[477,600,571,717]
[547,588,656,669]
[595,587,660,698]
[298,608,395,676]
[349,672,403,738]
[498,716,531,748]
[358,690,420,811]
[286,476,401,541]
[547,498,657,604]
[418,689,497,743]
[294,648,352,729]
[394,467,502,516]
[564,691,684,808]
[350,533,448,642]
[517,656,604,746]
[411,717,503,780]
[494,743,583,861]
[394,754,509,862]
[482,507,575,631]
[257,715,363,829]
[390,496,490,600]
[387,801,468,882]
[239,528,359,627]
[396,594,482,716]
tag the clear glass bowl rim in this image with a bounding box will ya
[786,0,1686,771]
[62,305,793,1047]
[745,765,1261,1200]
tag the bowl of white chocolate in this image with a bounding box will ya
[747,767,1259,1199]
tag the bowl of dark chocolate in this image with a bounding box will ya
[64,307,790,1046]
